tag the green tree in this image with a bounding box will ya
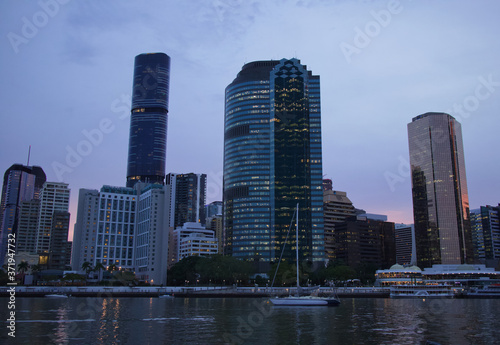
[17,261,29,274]
[82,261,93,276]
[62,273,85,284]
[112,270,137,286]
[94,262,105,281]
[167,256,203,286]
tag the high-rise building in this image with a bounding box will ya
[408,112,473,268]
[205,201,222,222]
[37,182,70,255]
[166,173,207,227]
[223,59,324,268]
[323,190,356,262]
[49,211,71,270]
[0,164,46,264]
[206,214,223,254]
[323,179,333,191]
[394,224,415,266]
[71,189,100,270]
[168,222,218,268]
[93,186,137,270]
[16,199,41,254]
[135,183,172,285]
[335,215,396,269]
[471,205,500,267]
[126,52,171,188]
[72,184,173,285]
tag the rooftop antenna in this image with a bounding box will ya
[27,145,31,166]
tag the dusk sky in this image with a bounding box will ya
[1,1,499,240]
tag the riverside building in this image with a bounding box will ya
[223,59,325,269]
[126,53,171,188]
[408,113,473,268]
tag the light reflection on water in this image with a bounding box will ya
[2,297,499,344]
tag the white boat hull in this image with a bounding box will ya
[270,297,340,306]
[45,294,68,298]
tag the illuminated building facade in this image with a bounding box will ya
[408,112,473,268]
[126,52,170,188]
[223,59,324,268]
[471,205,500,267]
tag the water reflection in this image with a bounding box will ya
[2,297,499,344]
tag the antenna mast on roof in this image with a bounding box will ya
[27,145,31,166]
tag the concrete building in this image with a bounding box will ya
[37,182,70,256]
[323,190,356,262]
[471,204,500,267]
[135,184,171,285]
[72,183,173,285]
[16,199,41,254]
[49,211,71,270]
[93,186,137,270]
[168,222,218,267]
[395,224,415,266]
[335,214,396,269]
[71,189,99,271]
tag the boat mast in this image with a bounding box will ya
[296,202,299,291]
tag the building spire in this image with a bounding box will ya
[27,145,31,166]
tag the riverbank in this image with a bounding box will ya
[3,285,496,298]
[0,286,390,298]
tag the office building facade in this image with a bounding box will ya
[73,184,173,285]
[135,183,171,285]
[168,222,218,267]
[335,215,396,269]
[71,189,100,270]
[471,205,500,267]
[166,173,207,228]
[394,224,415,266]
[94,186,137,270]
[37,182,70,255]
[127,53,171,188]
[323,190,356,262]
[0,164,46,264]
[223,59,324,268]
[408,112,473,267]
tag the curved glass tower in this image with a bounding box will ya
[408,112,473,267]
[224,59,324,269]
[126,53,170,188]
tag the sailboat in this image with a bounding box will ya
[269,203,340,306]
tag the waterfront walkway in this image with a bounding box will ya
[0,286,390,298]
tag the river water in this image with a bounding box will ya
[1,297,499,344]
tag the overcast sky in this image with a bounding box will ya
[1,0,499,240]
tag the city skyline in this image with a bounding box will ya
[1,1,499,240]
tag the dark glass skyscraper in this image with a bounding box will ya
[126,53,170,188]
[408,112,473,268]
[0,164,46,264]
[224,59,324,269]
